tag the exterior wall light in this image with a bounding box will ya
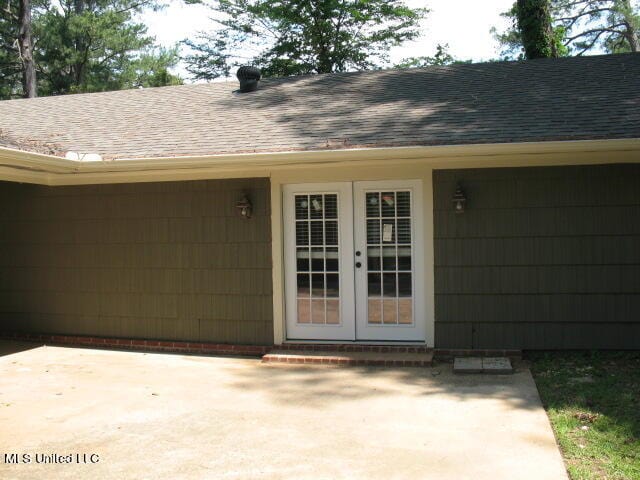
[452,184,467,214]
[235,195,252,218]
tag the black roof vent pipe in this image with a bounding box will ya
[237,66,261,93]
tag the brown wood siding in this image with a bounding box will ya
[0,178,273,345]
[433,163,640,349]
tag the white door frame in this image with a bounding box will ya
[283,179,426,343]
[353,180,426,341]
[283,182,356,340]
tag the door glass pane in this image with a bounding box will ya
[397,218,411,244]
[368,273,381,296]
[326,274,339,297]
[383,273,397,298]
[366,219,380,244]
[311,273,324,297]
[368,299,382,324]
[364,189,413,326]
[296,221,309,246]
[325,221,338,245]
[295,196,309,219]
[309,195,323,219]
[396,191,411,217]
[399,299,412,324]
[383,299,398,324]
[310,221,323,245]
[381,220,395,243]
[397,247,411,271]
[297,274,310,297]
[326,247,339,272]
[298,299,311,323]
[296,248,309,272]
[312,300,325,324]
[324,194,338,219]
[367,247,381,271]
[326,300,340,324]
[294,193,340,326]
[398,273,412,297]
[381,192,395,217]
[382,247,396,271]
[311,247,324,271]
[366,192,380,217]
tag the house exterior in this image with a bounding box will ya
[0,53,638,351]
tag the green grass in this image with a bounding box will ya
[529,351,640,480]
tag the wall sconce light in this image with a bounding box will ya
[452,184,467,214]
[235,195,252,219]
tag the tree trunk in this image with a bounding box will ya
[18,0,37,98]
[620,0,639,52]
[517,0,557,59]
[73,0,88,88]
[623,20,639,52]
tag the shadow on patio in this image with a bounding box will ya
[222,359,542,411]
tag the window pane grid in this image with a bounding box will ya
[365,190,413,325]
[294,193,340,325]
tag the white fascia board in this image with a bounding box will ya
[1,138,639,186]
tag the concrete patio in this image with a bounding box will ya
[0,341,567,479]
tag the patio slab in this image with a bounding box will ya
[0,341,567,480]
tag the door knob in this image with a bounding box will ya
[355,262,362,268]
[355,250,361,257]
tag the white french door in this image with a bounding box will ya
[283,180,425,342]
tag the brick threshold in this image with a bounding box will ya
[278,343,432,353]
[262,349,434,367]
[276,343,521,360]
[0,333,270,357]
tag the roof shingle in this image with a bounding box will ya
[0,53,638,160]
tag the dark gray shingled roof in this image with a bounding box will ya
[0,53,638,160]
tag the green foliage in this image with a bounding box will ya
[183,0,428,80]
[555,0,640,54]
[394,44,470,68]
[0,0,26,97]
[0,0,183,99]
[516,0,561,58]
[493,0,639,59]
[530,352,640,480]
[120,47,183,88]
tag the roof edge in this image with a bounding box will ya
[1,138,639,184]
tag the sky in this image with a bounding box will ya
[144,0,515,79]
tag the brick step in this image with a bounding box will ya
[275,343,432,353]
[262,349,434,367]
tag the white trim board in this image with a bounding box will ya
[1,138,639,186]
[272,167,435,347]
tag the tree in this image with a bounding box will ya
[183,0,428,80]
[516,0,561,58]
[119,47,183,88]
[493,0,639,58]
[0,0,184,99]
[555,0,639,54]
[394,43,470,68]
[34,0,182,95]
[18,0,36,96]
[0,0,37,97]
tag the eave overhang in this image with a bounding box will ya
[1,138,639,186]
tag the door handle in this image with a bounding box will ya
[355,262,362,268]
[355,250,361,257]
